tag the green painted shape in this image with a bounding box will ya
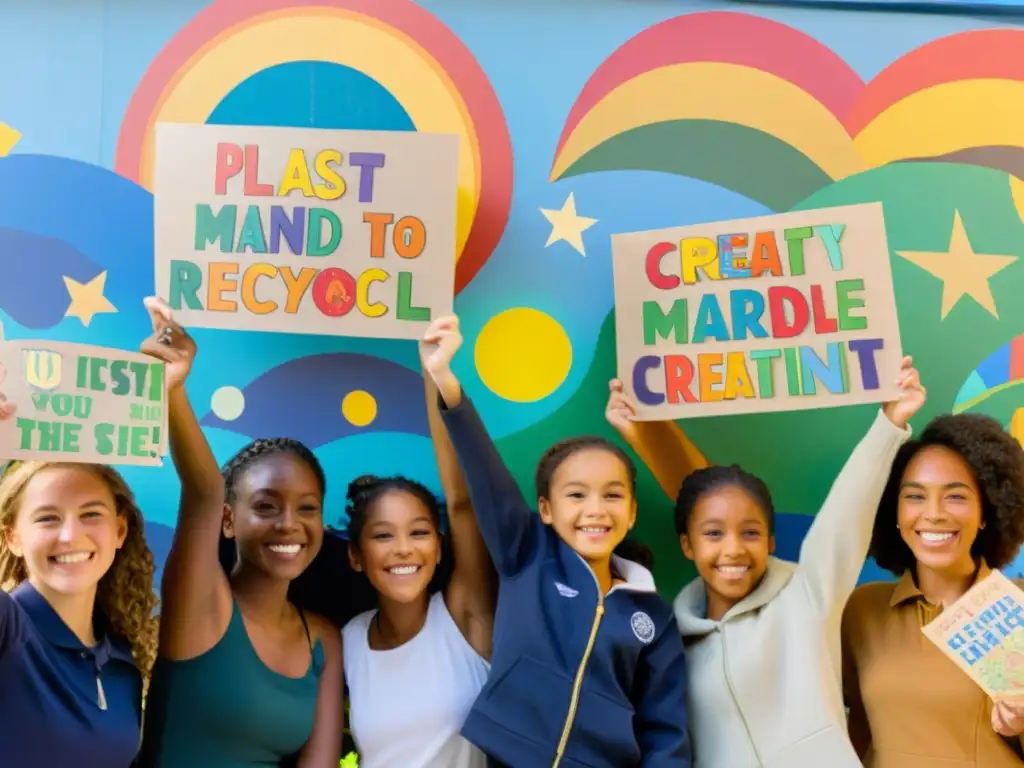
[559,120,833,212]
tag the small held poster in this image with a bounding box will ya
[923,570,1024,696]
[154,123,459,340]
[0,338,166,467]
[611,203,903,420]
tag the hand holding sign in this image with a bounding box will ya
[605,379,639,442]
[421,315,463,408]
[140,297,196,391]
[881,356,926,430]
[0,363,15,420]
[992,697,1024,738]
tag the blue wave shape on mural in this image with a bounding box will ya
[200,351,430,448]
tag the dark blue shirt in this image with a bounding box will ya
[441,394,691,767]
[0,582,142,767]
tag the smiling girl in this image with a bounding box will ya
[424,315,690,768]
[135,298,343,768]
[843,413,1024,767]
[340,360,495,768]
[0,451,158,766]
[608,357,925,767]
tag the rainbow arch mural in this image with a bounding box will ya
[0,1,1021,594]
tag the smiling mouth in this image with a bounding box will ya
[916,531,959,546]
[714,565,750,579]
[50,552,95,566]
[266,543,305,558]
[385,565,422,576]
[578,526,611,536]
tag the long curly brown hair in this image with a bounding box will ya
[0,461,159,679]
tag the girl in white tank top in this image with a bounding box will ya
[341,372,496,768]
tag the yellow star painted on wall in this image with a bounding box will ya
[63,272,117,327]
[540,192,597,256]
[896,211,1018,320]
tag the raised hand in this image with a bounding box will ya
[882,356,926,430]
[605,379,638,441]
[991,696,1024,738]
[420,315,463,378]
[421,316,463,408]
[0,363,15,420]
[139,297,197,391]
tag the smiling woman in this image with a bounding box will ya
[843,413,1024,767]
[0,459,158,768]
[133,298,344,768]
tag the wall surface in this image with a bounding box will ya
[0,0,1022,597]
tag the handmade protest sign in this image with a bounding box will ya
[154,123,459,340]
[922,570,1024,697]
[0,338,166,467]
[611,203,902,419]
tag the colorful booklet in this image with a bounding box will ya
[922,569,1024,696]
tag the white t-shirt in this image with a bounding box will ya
[343,591,489,768]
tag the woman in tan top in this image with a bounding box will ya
[842,413,1024,767]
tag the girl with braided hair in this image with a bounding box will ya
[135,298,343,768]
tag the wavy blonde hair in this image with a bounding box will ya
[0,461,159,678]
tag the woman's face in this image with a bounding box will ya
[350,490,440,605]
[225,453,324,581]
[5,466,126,599]
[897,445,983,575]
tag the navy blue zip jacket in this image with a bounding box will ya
[441,393,691,768]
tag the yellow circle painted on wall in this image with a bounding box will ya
[342,390,378,427]
[474,307,573,403]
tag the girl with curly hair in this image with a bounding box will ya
[843,412,1024,767]
[0,450,158,767]
[134,298,343,768]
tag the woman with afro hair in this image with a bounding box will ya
[842,413,1024,767]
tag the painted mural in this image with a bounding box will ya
[0,0,1022,598]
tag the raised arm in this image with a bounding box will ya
[423,366,496,659]
[797,357,924,614]
[606,380,709,501]
[140,297,231,659]
[421,316,541,578]
[633,615,692,767]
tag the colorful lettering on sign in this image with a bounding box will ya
[947,596,1024,666]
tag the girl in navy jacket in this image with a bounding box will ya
[422,315,691,768]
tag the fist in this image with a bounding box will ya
[882,356,926,430]
[140,297,197,391]
[420,316,463,377]
[992,697,1024,738]
[605,379,638,439]
[0,362,14,420]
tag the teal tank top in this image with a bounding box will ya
[138,602,324,767]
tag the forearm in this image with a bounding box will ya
[424,374,470,516]
[168,387,224,504]
[626,420,709,501]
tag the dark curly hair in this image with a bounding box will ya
[535,435,654,568]
[218,437,327,572]
[869,413,1024,574]
[345,474,443,545]
[674,465,775,537]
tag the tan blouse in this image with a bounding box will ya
[842,563,1024,767]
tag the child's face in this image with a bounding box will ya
[681,485,774,615]
[539,449,637,568]
[349,490,441,605]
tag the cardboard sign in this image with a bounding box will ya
[611,203,903,419]
[154,123,459,340]
[0,337,166,467]
[922,570,1024,696]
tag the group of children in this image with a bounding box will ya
[1,298,1023,768]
